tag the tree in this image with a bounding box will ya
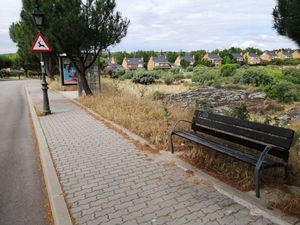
[190,50,206,62]
[111,51,129,64]
[0,55,13,69]
[180,59,189,69]
[49,0,129,95]
[273,0,300,47]
[166,52,179,63]
[222,56,232,64]
[9,0,59,77]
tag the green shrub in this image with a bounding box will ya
[180,59,190,69]
[26,71,39,77]
[265,81,299,103]
[240,68,273,86]
[123,70,134,79]
[170,67,180,74]
[162,72,184,85]
[173,73,184,80]
[118,75,126,81]
[192,67,219,86]
[194,59,214,67]
[271,58,300,66]
[196,100,215,112]
[0,55,13,69]
[111,67,125,78]
[163,74,175,85]
[186,66,193,72]
[282,68,300,84]
[0,69,10,77]
[132,69,156,85]
[149,70,160,80]
[155,70,168,79]
[263,66,283,82]
[220,64,240,77]
[228,103,249,120]
[232,74,242,84]
[152,91,168,100]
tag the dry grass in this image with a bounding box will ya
[78,79,192,149]
[48,78,62,91]
[48,77,77,91]
[274,194,300,217]
[35,107,48,117]
[103,78,191,99]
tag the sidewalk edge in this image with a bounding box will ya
[25,87,73,225]
[72,96,298,225]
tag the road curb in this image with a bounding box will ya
[72,96,298,225]
[25,87,73,225]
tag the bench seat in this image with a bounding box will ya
[173,130,284,168]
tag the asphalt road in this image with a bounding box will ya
[0,80,49,225]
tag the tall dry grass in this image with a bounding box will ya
[78,80,193,149]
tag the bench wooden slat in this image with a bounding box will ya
[193,117,292,150]
[192,125,289,161]
[174,131,282,167]
[195,110,294,139]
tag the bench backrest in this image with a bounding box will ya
[191,110,295,161]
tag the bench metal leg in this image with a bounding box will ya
[169,133,174,154]
[284,163,290,184]
[168,120,193,154]
[254,167,261,198]
[254,146,272,198]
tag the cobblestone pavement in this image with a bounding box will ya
[27,81,276,225]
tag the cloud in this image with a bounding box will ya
[0,0,298,54]
[0,0,21,53]
[114,0,297,51]
[0,29,9,34]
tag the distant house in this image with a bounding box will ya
[174,55,195,67]
[106,57,116,65]
[103,57,122,75]
[203,53,222,66]
[276,50,293,59]
[147,55,172,71]
[103,63,123,75]
[231,53,244,62]
[260,51,277,62]
[244,52,261,65]
[292,50,300,59]
[122,57,144,70]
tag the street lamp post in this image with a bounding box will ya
[32,4,51,115]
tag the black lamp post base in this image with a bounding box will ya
[41,81,51,115]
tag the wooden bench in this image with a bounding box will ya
[169,110,295,198]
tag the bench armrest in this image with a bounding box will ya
[169,120,192,135]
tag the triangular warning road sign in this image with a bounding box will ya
[31,33,52,53]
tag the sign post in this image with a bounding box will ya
[31,32,52,115]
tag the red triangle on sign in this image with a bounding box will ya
[31,32,52,53]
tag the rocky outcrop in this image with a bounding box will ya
[278,104,300,126]
[165,87,266,113]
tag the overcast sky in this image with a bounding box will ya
[0,0,298,54]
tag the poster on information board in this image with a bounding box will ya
[60,57,78,85]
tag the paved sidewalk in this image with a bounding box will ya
[27,80,276,225]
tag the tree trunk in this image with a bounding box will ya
[79,70,93,96]
[44,55,58,80]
